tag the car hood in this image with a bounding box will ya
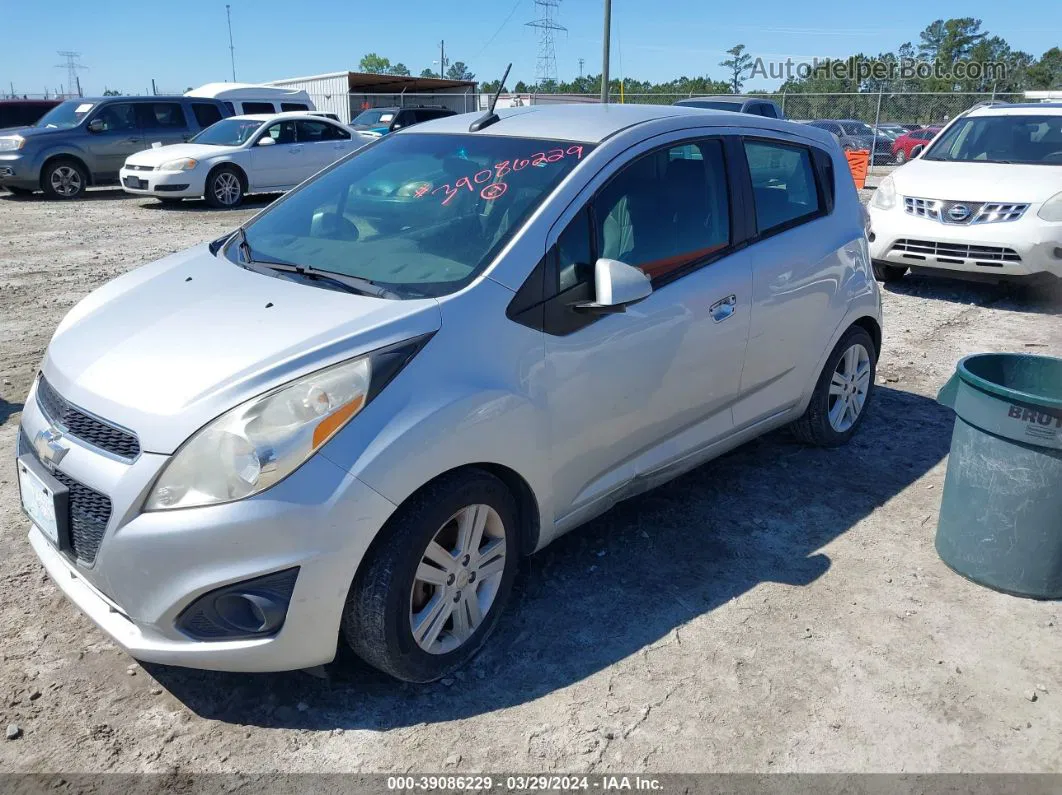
[125,143,231,166]
[41,244,441,453]
[891,159,1062,203]
[1,125,70,140]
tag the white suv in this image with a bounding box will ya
[868,103,1062,283]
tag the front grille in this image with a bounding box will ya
[17,430,112,564]
[36,377,140,460]
[125,164,154,172]
[903,196,1028,225]
[889,238,1022,268]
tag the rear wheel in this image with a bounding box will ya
[342,470,520,682]
[41,158,87,199]
[791,326,876,447]
[205,165,244,208]
[872,261,908,283]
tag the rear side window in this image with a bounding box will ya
[191,102,223,128]
[242,101,276,115]
[281,102,309,112]
[744,140,823,235]
[137,102,186,129]
[296,119,350,142]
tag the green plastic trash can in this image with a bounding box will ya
[936,353,1062,599]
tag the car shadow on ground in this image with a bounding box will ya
[0,398,23,426]
[138,193,283,212]
[147,385,953,730]
[884,272,1062,316]
[1,187,138,202]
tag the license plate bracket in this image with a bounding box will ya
[17,454,71,550]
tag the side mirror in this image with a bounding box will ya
[574,258,652,314]
[87,118,104,133]
[257,137,276,147]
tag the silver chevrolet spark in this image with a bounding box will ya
[16,104,882,681]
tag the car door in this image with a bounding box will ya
[136,101,191,147]
[389,109,417,132]
[732,135,846,428]
[294,119,351,176]
[533,137,754,523]
[85,102,143,179]
[249,120,301,189]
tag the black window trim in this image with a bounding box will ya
[737,134,831,245]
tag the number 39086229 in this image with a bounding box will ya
[414,145,585,205]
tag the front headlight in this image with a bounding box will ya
[1038,191,1062,222]
[0,136,25,152]
[871,175,896,210]
[158,157,198,172]
[144,335,430,511]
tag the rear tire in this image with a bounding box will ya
[341,469,520,682]
[791,326,877,448]
[872,261,908,282]
[204,165,244,208]
[41,158,87,199]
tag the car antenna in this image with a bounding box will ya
[469,63,512,132]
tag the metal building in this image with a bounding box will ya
[266,71,478,123]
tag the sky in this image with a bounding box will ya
[3,0,1060,97]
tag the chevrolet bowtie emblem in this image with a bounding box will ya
[34,427,69,469]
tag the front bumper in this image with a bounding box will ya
[118,166,206,198]
[18,379,397,672]
[0,152,38,190]
[868,203,1062,279]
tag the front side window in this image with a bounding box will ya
[262,121,296,144]
[744,140,823,235]
[592,139,730,281]
[232,133,595,298]
[137,102,186,129]
[191,118,265,146]
[92,103,137,132]
[924,115,1062,165]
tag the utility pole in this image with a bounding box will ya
[226,4,237,81]
[439,40,447,79]
[578,58,585,78]
[600,0,611,103]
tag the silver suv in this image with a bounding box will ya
[16,104,882,681]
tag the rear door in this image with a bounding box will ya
[295,119,352,175]
[85,102,143,179]
[532,135,753,522]
[249,120,301,188]
[136,101,191,147]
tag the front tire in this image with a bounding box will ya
[791,326,876,447]
[342,469,520,682]
[41,158,87,199]
[204,165,244,208]
[894,149,907,164]
[872,261,908,282]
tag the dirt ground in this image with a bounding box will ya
[0,187,1061,776]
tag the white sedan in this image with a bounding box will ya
[119,112,359,207]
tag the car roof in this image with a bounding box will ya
[966,102,1062,117]
[402,102,800,143]
[229,112,341,123]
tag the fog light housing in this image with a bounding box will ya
[176,568,299,640]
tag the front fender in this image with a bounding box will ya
[31,142,92,175]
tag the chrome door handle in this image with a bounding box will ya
[710,294,737,322]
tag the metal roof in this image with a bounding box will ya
[269,71,475,93]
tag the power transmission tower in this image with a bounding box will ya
[525,0,565,88]
[55,51,87,98]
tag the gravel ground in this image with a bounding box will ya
[0,187,1061,775]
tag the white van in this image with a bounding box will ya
[185,83,317,116]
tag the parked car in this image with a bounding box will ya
[119,112,360,207]
[0,99,60,131]
[184,83,316,116]
[873,123,908,140]
[868,103,1062,283]
[806,119,894,164]
[349,105,456,136]
[0,95,233,199]
[890,126,943,163]
[674,96,785,119]
[16,104,881,679]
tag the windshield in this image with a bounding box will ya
[924,115,1062,165]
[192,118,264,146]
[230,133,595,298]
[352,110,396,126]
[840,122,874,136]
[34,100,95,129]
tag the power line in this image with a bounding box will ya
[473,0,524,61]
[526,0,566,87]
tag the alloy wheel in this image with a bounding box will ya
[409,504,507,655]
[50,165,82,197]
[213,172,242,206]
[828,343,872,432]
